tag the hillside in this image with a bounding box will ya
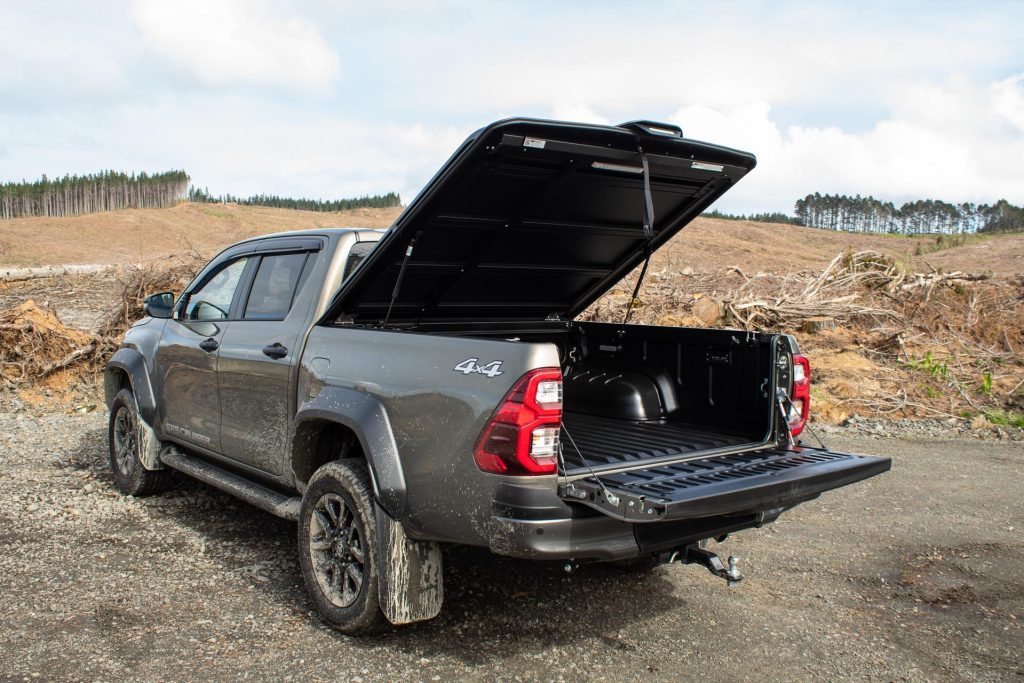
[0,203,402,268]
[1,203,1022,426]
[663,217,1024,276]
[1,203,1022,276]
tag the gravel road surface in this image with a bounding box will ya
[1,411,1021,682]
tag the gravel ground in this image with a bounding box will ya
[1,410,1021,682]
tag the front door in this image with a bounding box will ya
[155,255,252,453]
[217,249,317,474]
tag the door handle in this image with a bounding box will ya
[262,343,288,359]
[199,338,219,353]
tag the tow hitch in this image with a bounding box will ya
[672,545,744,587]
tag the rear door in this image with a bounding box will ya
[216,240,321,474]
[561,445,891,522]
[156,254,253,452]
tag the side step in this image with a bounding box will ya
[160,447,301,520]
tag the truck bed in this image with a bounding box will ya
[560,413,763,475]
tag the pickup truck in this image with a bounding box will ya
[104,118,890,634]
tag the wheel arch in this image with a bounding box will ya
[292,418,364,485]
[104,347,158,426]
[292,387,407,519]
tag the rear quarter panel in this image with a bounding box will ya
[300,326,560,546]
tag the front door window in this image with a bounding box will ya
[184,258,249,321]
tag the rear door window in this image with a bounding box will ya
[243,252,309,320]
[343,241,375,280]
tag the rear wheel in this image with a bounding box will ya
[108,388,175,496]
[298,460,388,635]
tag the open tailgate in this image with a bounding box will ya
[560,445,891,522]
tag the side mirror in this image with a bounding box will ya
[144,291,175,319]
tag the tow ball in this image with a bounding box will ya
[672,545,744,587]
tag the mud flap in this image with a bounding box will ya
[374,502,443,625]
[133,395,163,470]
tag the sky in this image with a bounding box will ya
[1,0,1023,215]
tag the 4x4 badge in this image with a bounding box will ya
[453,358,504,378]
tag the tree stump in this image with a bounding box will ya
[801,317,837,333]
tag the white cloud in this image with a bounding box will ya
[549,104,609,125]
[0,5,133,108]
[671,76,1024,213]
[461,6,1019,119]
[131,0,340,90]
[2,1,1023,217]
[991,74,1024,131]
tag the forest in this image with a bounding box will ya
[793,193,1023,234]
[0,170,189,219]
[187,186,400,212]
[4,168,1020,235]
[712,193,1024,235]
[0,171,400,220]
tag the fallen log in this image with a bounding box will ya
[0,264,118,282]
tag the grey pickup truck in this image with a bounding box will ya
[104,118,890,634]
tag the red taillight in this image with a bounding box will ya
[474,368,563,475]
[789,353,811,436]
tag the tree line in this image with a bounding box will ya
[0,170,190,220]
[709,193,1024,235]
[0,171,403,220]
[794,193,1023,234]
[187,186,401,212]
[704,210,803,226]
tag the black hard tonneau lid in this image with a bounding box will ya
[326,118,756,325]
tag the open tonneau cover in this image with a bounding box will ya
[326,118,756,325]
[561,445,892,523]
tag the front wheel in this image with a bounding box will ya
[108,388,175,496]
[297,460,388,635]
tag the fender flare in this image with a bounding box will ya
[104,348,158,423]
[293,386,407,519]
[103,347,163,470]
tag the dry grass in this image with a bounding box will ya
[3,204,1024,277]
[0,202,401,267]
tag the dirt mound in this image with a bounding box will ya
[0,300,111,392]
[1,255,203,409]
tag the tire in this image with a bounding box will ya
[298,460,388,635]
[108,387,176,496]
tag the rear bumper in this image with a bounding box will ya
[489,512,641,561]
[488,507,789,561]
[486,445,891,561]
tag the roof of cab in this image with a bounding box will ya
[231,227,386,245]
